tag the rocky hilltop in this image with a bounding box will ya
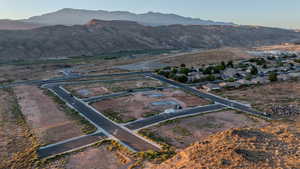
[0,19,299,60]
[149,121,300,169]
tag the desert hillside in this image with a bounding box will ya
[0,20,299,60]
[149,117,300,169]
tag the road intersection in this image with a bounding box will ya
[0,71,270,159]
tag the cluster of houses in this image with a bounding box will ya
[156,51,300,92]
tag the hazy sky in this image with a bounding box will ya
[1,0,299,29]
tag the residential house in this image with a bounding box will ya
[288,72,300,78]
[219,82,241,88]
[237,79,254,85]
[202,83,221,92]
[251,77,270,84]
[221,68,239,80]
[277,74,290,81]
[187,72,205,83]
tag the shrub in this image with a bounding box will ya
[176,75,188,83]
[179,68,190,75]
[269,72,278,82]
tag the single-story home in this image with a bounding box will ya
[219,82,241,88]
[251,77,270,84]
[202,83,221,92]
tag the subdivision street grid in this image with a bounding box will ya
[0,71,270,159]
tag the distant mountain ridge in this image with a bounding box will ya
[22,8,234,26]
[0,19,46,30]
[0,19,298,60]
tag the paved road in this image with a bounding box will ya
[38,132,106,158]
[82,87,168,103]
[147,73,271,119]
[47,85,160,152]
[0,71,150,89]
[125,104,226,130]
[46,77,146,87]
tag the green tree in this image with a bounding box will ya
[227,61,234,68]
[269,72,278,82]
[206,75,216,81]
[245,74,252,80]
[176,75,188,83]
[203,67,213,74]
[250,66,258,75]
[179,68,190,75]
[171,68,178,74]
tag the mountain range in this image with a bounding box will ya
[0,19,298,60]
[0,8,234,30]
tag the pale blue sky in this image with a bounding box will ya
[1,0,299,29]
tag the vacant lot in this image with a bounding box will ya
[0,88,39,169]
[159,48,253,67]
[92,88,209,123]
[139,110,268,149]
[44,143,133,169]
[255,44,300,52]
[214,81,300,118]
[0,64,61,83]
[14,85,84,145]
[65,77,165,98]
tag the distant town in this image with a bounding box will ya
[156,50,300,91]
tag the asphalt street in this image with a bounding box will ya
[147,73,271,119]
[0,71,151,89]
[82,87,167,103]
[38,132,106,158]
[125,104,226,130]
[48,85,160,152]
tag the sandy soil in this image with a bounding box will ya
[0,64,61,83]
[44,144,132,169]
[215,80,300,117]
[92,88,209,122]
[150,116,300,169]
[142,110,268,149]
[0,88,40,169]
[14,85,84,145]
[65,145,131,169]
[255,44,300,52]
[159,48,253,67]
[66,78,165,98]
[0,89,32,163]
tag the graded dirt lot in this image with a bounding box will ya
[159,48,253,67]
[0,64,64,83]
[255,44,300,52]
[140,110,268,149]
[92,88,209,123]
[65,146,131,169]
[214,80,300,118]
[0,88,39,169]
[14,85,84,145]
[44,144,133,169]
[65,77,165,98]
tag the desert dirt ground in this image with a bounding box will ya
[0,88,40,169]
[255,44,300,52]
[140,110,268,149]
[14,85,84,145]
[0,64,65,83]
[159,48,253,67]
[65,77,166,98]
[92,88,210,123]
[149,116,300,169]
[43,143,133,169]
[214,80,300,118]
